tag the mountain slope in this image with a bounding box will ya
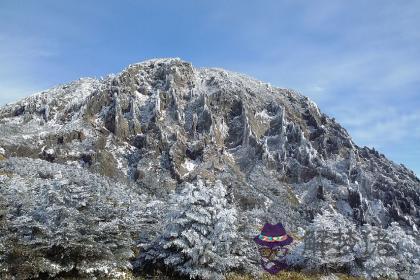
[0,58,418,279]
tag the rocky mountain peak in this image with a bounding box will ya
[0,58,418,279]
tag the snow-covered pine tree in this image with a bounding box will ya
[356,222,420,280]
[303,210,420,279]
[303,210,361,272]
[141,179,241,280]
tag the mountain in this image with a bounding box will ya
[0,58,418,279]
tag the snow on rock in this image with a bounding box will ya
[0,58,418,279]
[181,158,196,173]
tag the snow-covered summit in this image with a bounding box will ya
[0,58,418,279]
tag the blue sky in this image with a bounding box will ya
[0,1,419,176]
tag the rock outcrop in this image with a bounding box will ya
[0,58,418,279]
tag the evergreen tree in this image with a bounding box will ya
[303,210,420,279]
[303,210,360,271]
[357,222,420,279]
[142,179,241,279]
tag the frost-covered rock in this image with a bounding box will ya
[0,58,419,279]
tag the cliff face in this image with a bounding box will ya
[0,58,418,279]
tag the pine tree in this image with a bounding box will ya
[357,222,420,279]
[303,210,420,279]
[142,179,241,280]
[303,210,361,271]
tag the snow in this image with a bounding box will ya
[219,119,229,138]
[45,148,55,155]
[182,158,196,172]
[142,180,241,279]
[134,90,149,103]
[54,171,63,179]
[320,275,340,280]
[296,227,306,238]
[255,109,273,119]
[0,57,418,279]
